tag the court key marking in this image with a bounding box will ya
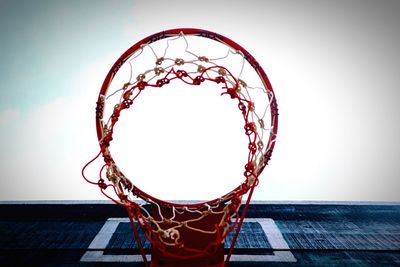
[80,218,296,263]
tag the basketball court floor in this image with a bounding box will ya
[0,201,399,266]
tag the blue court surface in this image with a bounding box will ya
[0,201,399,266]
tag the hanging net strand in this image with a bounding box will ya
[82,28,278,266]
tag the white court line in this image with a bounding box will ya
[87,220,120,249]
[246,218,290,249]
[80,218,296,263]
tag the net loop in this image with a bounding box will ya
[176,69,188,78]
[156,77,169,87]
[175,58,185,66]
[137,81,148,90]
[244,122,256,136]
[193,75,205,85]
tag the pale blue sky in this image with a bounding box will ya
[0,0,399,201]
[0,0,139,200]
[0,0,134,111]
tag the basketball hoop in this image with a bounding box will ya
[82,28,278,267]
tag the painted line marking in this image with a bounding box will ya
[80,218,296,263]
[88,220,120,249]
[247,218,290,249]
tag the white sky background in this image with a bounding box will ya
[0,0,399,201]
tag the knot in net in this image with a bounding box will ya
[82,28,278,265]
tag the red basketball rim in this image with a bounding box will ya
[95,28,278,208]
